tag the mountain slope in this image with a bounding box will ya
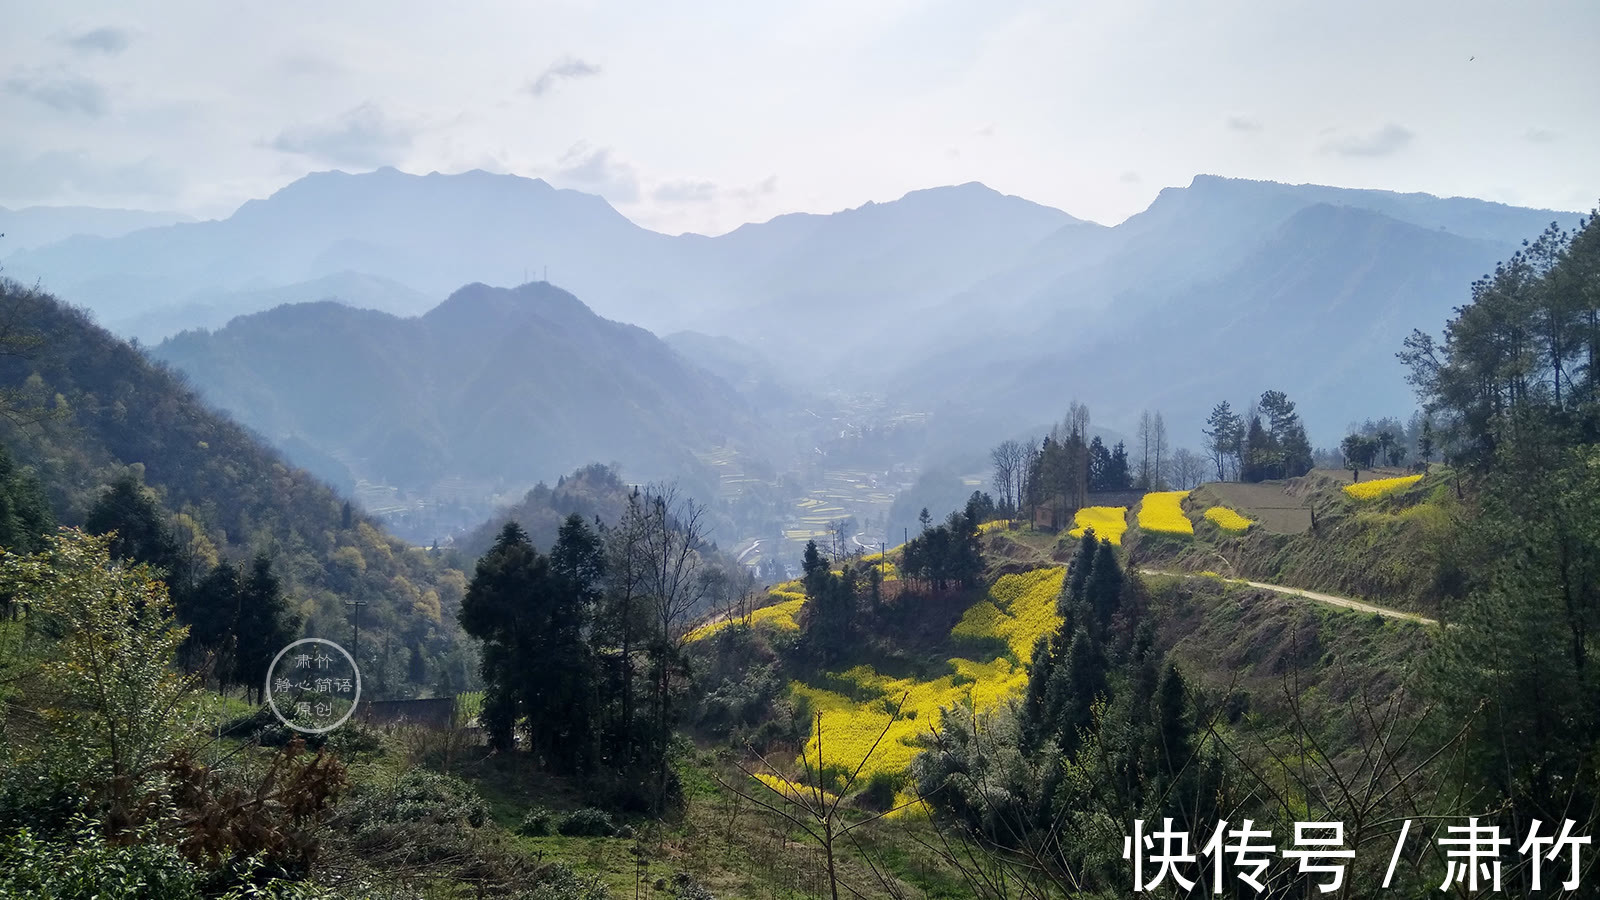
[112,271,436,343]
[6,170,1083,341]
[6,168,682,326]
[0,276,472,697]
[0,205,191,253]
[925,203,1509,445]
[152,281,768,521]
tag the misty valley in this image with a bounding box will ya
[1,7,1598,896]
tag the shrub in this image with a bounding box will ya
[857,770,905,812]
[0,822,204,900]
[0,759,88,840]
[516,862,614,899]
[519,807,554,837]
[556,807,617,837]
[671,871,716,899]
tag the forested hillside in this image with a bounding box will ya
[152,281,768,534]
[0,276,475,698]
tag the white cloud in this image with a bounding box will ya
[269,102,418,167]
[1320,123,1415,158]
[528,57,602,97]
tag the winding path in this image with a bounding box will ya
[1138,569,1438,626]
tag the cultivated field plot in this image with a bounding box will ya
[781,469,896,554]
[1195,481,1310,534]
[688,567,1066,806]
[694,447,758,502]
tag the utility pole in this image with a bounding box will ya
[345,597,369,660]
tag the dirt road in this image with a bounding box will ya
[1139,569,1438,626]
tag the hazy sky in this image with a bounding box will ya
[4,0,1596,235]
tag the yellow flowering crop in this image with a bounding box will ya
[1203,506,1253,534]
[1137,491,1194,536]
[882,790,932,820]
[1068,506,1128,545]
[685,592,806,641]
[951,567,1065,661]
[781,568,1066,783]
[753,773,838,807]
[978,519,1010,534]
[1343,474,1423,500]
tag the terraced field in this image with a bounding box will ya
[693,567,1066,810]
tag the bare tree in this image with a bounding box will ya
[1169,447,1207,490]
[991,440,1026,517]
[633,482,712,809]
[1137,411,1154,490]
[1153,411,1169,490]
[826,517,857,563]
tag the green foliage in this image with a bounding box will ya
[0,821,337,900]
[460,518,600,772]
[1236,390,1314,482]
[0,821,207,900]
[0,528,199,824]
[555,807,617,837]
[799,540,857,660]
[518,806,554,836]
[0,278,473,701]
[899,506,984,591]
[514,862,614,900]
[85,475,189,587]
[0,441,52,557]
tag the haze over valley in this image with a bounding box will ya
[5,167,1582,565]
[4,4,1600,895]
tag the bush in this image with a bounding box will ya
[856,770,905,812]
[514,862,613,899]
[519,807,554,837]
[331,769,490,856]
[671,871,716,899]
[0,823,204,900]
[0,760,88,840]
[556,807,616,837]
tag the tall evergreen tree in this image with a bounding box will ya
[0,442,51,555]
[1203,401,1244,481]
[85,475,187,588]
[233,555,300,704]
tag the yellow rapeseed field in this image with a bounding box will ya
[1343,473,1423,500]
[789,568,1065,783]
[1068,506,1128,545]
[950,567,1066,661]
[685,589,806,641]
[1203,505,1253,534]
[1137,491,1194,536]
[753,773,839,807]
[978,519,1011,534]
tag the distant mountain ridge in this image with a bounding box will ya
[13,167,1587,459]
[151,281,768,523]
[0,204,191,253]
[5,169,1085,340]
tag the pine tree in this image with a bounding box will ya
[1203,402,1244,481]
[0,443,51,555]
[234,555,299,704]
[85,475,187,588]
